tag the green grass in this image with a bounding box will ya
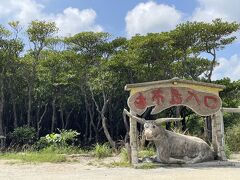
[42,145,86,155]
[119,147,129,162]
[138,147,155,158]
[93,143,112,159]
[0,151,67,163]
[135,162,157,169]
[0,145,87,163]
[224,144,232,159]
[110,161,131,167]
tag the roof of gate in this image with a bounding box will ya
[125,77,225,93]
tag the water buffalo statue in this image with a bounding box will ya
[124,109,214,164]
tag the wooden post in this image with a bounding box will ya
[220,110,226,158]
[211,114,218,157]
[212,110,227,160]
[129,111,138,164]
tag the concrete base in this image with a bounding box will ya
[138,158,240,168]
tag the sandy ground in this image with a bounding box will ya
[0,154,240,180]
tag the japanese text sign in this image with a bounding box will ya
[127,87,222,116]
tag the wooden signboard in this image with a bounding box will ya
[128,87,222,116]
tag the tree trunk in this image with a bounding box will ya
[207,49,216,82]
[89,103,98,142]
[181,108,187,131]
[51,98,56,133]
[84,95,89,143]
[8,81,18,129]
[101,113,116,149]
[13,101,17,128]
[27,84,32,126]
[37,103,48,138]
[0,80,4,136]
[204,116,212,143]
[64,108,74,129]
[123,109,130,143]
[100,97,116,149]
[60,103,64,129]
[36,106,40,129]
[204,48,216,142]
[90,88,116,150]
[84,111,88,143]
[175,106,181,128]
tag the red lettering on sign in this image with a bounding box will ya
[134,92,147,109]
[152,89,164,105]
[186,91,200,105]
[204,96,218,109]
[170,88,182,104]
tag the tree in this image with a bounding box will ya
[6,21,24,128]
[169,19,240,140]
[0,18,237,150]
[25,20,58,126]
[215,78,240,129]
[0,23,24,136]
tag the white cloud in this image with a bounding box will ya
[0,0,103,36]
[125,1,182,37]
[54,7,103,36]
[212,54,240,80]
[191,0,240,22]
[0,0,44,24]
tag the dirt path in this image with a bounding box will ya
[0,154,240,180]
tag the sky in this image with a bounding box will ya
[0,0,239,80]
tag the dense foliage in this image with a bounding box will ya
[226,123,240,152]
[8,126,36,147]
[0,19,239,151]
[34,129,79,150]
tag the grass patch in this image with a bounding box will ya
[110,161,131,167]
[119,147,129,162]
[138,147,155,158]
[93,143,112,159]
[135,162,157,169]
[224,144,232,159]
[42,145,85,155]
[0,151,67,163]
[0,145,87,163]
[226,123,240,152]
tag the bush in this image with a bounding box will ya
[45,133,62,144]
[34,136,50,150]
[186,114,204,137]
[8,126,36,147]
[223,113,240,130]
[34,129,79,150]
[58,129,80,146]
[94,143,112,158]
[224,144,232,159]
[225,123,240,152]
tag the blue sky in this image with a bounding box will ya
[0,0,239,80]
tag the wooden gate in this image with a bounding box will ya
[125,78,226,164]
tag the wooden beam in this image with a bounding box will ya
[222,107,240,113]
[124,77,225,91]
